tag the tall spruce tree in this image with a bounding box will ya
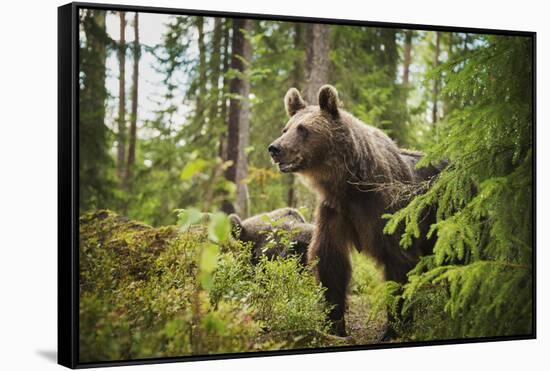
[223,19,253,216]
[116,11,127,181]
[384,35,533,338]
[303,23,331,104]
[125,12,140,190]
[79,9,115,211]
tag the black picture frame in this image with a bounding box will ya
[58,2,537,368]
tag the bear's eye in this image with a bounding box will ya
[282,128,288,134]
[297,124,308,137]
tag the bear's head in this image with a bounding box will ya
[268,85,342,173]
[228,213,269,249]
[227,210,312,265]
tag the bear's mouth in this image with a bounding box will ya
[272,152,303,173]
[277,161,299,173]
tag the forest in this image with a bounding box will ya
[78,8,533,362]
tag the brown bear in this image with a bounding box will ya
[229,208,314,266]
[268,85,443,337]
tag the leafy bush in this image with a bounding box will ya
[79,209,331,362]
[211,231,331,347]
[250,256,330,342]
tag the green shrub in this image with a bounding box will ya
[211,242,331,348]
[79,209,331,361]
[250,256,330,345]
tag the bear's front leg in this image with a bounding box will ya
[308,202,352,337]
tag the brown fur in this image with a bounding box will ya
[229,208,314,266]
[269,85,443,336]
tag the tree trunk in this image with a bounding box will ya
[380,28,407,145]
[223,19,252,217]
[381,29,398,81]
[443,32,454,116]
[303,23,331,104]
[448,32,454,58]
[220,19,231,130]
[79,10,110,210]
[291,24,304,87]
[218,19,231,163]
[432,32,440,125]
[125,12,139,190]
[195,17,207,125]
[209,18,223,124]
[116,11,126,181]
[402,30,413,86]
[463,33,469,53]
[287,24,305,208]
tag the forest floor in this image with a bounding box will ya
[336,251,391,346]
[344,295,387,345]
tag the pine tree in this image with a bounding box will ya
[223,19,253,217]
[286,24,305,208]
[116,11,126,181]
[303,23,330,104]
[125,12,140,190]
[384,35,533,338]
[402,30,413,87]
[431,32,441,124]
[79,9,115,211]
[195,17,207,129]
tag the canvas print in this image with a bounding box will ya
[76,6,534,364]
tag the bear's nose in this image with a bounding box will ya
[268,144,282,156]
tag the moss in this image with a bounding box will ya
[80,210,179,285]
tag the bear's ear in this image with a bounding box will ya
[284,88,306,117]
[228,213,243,238]
[318,85,340,117]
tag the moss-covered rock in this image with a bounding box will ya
[80,210,179,286]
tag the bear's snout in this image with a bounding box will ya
[268,143,282,158]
